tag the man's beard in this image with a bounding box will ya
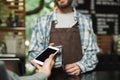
[54,0,73,9]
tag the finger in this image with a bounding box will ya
[43,54,55,69]
[65,64,80,75]
[31,61,42,69]
[35,64,42,69]
[48,54,55,65]
[48,54,55,67]
[44,54,54,63]
[49,54,55,58]
[31,60,36,65]
[44,54,55,66]
[44,58,50,63]
[67,69,80,76]
[49,43,55,46]
[65,66,78,73]
[65,63,75,70]
[44,54,54,64]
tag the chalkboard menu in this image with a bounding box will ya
[74,0,120,35]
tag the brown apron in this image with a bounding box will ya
[48,21,83,80]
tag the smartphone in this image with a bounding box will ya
[33,46,59,65]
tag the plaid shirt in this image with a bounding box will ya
[28,8,100,73]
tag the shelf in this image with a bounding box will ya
[4,0,24,3]
[0,0,26,54]
[97,35,113,54]
[6,5,24,7]
[0,27,25,31]
[0,0,25,29]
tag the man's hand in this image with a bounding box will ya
[31,54,55,77]
[64,63,81,76]
[49,43,55,46]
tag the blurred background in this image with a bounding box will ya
[0,0,120,76]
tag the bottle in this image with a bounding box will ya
[0,41,7,54]
[6,13,13,27]
[13,15,19,27]
[0,18,2,26]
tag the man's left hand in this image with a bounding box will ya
[64,63,81,76]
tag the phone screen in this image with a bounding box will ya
[36,48,57,62]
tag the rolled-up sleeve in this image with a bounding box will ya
[76,17,100,73]
[28,18,44,61]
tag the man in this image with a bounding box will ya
[0,54,54,80]
[29,0,100,76]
